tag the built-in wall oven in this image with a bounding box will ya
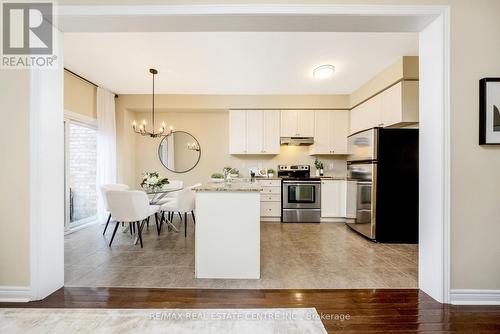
[282,179,321,223]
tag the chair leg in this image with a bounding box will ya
[146,216,150,231]
[129,222,133,235]
[178,212,183,221]
[155,212,160,236]
[103,213,112,235]
[109,221,120,247]
[136,221,144,248]
[184,212,187,238]
[191,211,196,224]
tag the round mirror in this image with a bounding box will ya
[158,131,201,173]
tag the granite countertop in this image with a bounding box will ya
[320,176,348,180]
[193,181,263,192]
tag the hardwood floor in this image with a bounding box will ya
[1,288,499,333]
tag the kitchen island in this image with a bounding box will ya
[193,181,262,279]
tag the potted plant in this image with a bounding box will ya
[140,172,169,192]
[267,168,275,178]
[211,172,225,183]
[314,158,324,176]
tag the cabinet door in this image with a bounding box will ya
[364,93,383,128]
[349,104,362,135]
[297,110,314,137]
[280,110,298,137]
[229,110,247,154]
[345,181,357,219]
[311,110,330,154]
[262,110,280,154]
[245,110,264,154]
[330,110,349,154]
[320,180,343,218]
[380,82,403,127]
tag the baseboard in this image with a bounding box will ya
[0,286,31,302]
[450,289,500,305]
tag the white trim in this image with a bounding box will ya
[441,6,451,305]
[64,218,99,235]
[64,109,97,128]
[58,4,447,17]
[0,286,31,303]
[450,290,500,305]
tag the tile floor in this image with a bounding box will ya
[65,219,418,288]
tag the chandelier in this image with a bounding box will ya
[132,68,172,138]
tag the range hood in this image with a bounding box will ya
[280,137,314,146]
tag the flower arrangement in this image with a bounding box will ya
[314,158,324,176]
[140,172,169,192]
[211,172,224,179]
[267,168,276,177]
[314,158,324,170]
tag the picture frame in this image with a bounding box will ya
[479,77,500,145]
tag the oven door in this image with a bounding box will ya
[282,180,321,209]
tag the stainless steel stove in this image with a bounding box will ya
[278,165,321,223]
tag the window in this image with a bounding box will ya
[64,114,98,229]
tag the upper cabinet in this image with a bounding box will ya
[349,80,419,135]
[229,110,280,155]
[380,81,419,127]
[310,110,349,155]
[280,110,314,137]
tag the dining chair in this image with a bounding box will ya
[100,183,130,235]
[106,190,160,248]
[160,183,201,238]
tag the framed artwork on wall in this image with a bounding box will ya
[479,78,500,145]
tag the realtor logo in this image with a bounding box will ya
[2,2,52,54]
[1,2,56,68]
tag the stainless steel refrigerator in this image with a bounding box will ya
[346,127,419,243]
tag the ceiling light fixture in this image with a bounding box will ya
[132,68,172,138]
[313,64,335,80]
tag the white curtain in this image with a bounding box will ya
[96,88,116,223]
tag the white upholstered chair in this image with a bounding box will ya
[160,183,201,237]
[100,183,130,235]
[106,190,160,248]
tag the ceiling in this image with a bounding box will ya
[64,32,418,95]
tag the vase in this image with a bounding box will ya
[319,169,324,176]
[315,170,320,177]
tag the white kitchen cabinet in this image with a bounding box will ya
[349,80,419,134]
[280,110,314,137]
[229,110,247,154]
[229,110,280,155]
[245,110,264,154]
[321,179,357,218]
[257,179,281,221]
[345,180,357,219]
[380,81,419,127]
[310,110,349,155]
[321,180,345,218]
[262,110,280,154]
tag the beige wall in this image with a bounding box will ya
[116,94,349,187]
[0,71,31,286]
[64,70,97,119]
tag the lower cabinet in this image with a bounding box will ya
[257,179,281,221]
[320,180,357,219]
